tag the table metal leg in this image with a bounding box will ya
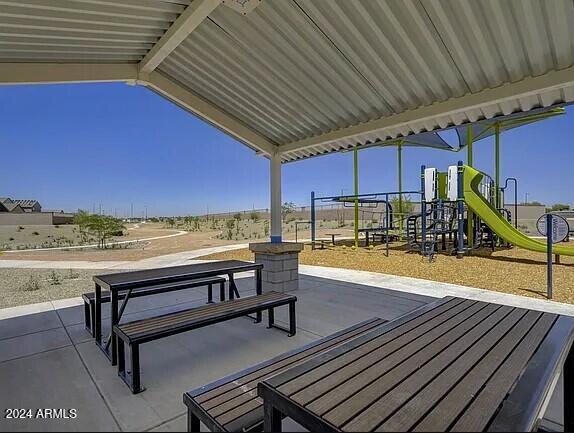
[207,283,213,303]
[264,400,283,432]
[187,411,200,432]
[289,301,296,337]
[219,281,225,302]
[228,274,240,299]
[109,289,119,365]
[267,308,275,329]
[94,284,102,345]
[255,268,262,323]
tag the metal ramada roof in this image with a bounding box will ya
[0,0,573,162]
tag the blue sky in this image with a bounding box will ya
[0,82,572,216]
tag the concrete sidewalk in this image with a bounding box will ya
[0,244,249,270]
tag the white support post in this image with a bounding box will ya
[270,153,282,243]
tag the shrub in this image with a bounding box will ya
[32,231,40,236]
[22,275,41,292]
[9,237,14,241]
[67,269,79,279]
[48,270,62,285]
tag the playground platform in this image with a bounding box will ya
[0,269,569,432]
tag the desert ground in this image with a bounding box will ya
[200,239,574,305]
[2,217,573,308]
[0,219,352,308]
[0,220,351,262]
[0,268,127,309]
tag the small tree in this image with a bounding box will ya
[281,202,297,221]
[84,214,125,249]
[250,211,260,222]
[263,220,269,237]
[550,203,570,212]
[74,209,91,243]
[233,212,242,222]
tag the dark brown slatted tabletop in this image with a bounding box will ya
[93,260,261,290]
[258,297,574,432]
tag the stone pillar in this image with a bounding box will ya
[249,242,304,293]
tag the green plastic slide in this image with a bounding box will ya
[463,165,574,256]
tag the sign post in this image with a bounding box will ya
[537,213,569,299]
[546,214,553,299]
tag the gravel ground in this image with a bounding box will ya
[199,240,574,305]
[0,268,125,309]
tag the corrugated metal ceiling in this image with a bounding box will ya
[158,0,574,162]
[0,0,190,62]
[1,0,573,162]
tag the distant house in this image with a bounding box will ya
[3,203,25,213]
[0,197,72,225]
[0,197,41,213]
[13,199,42,213]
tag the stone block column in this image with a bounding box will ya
[249,242,304,293]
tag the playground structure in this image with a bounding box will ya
[310,190,421,255]
[309,106,573,261]
[418,162,574,260]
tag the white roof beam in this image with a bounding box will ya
[0,62,276,157]
[279,66,574,155]
[0,62,138,85]
[145,71,277,156]
[139,0,221,74]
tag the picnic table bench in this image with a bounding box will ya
[115,291,297,394]
[358,227,396,246]
[259,296,574,432]
[92,260,263,365]
[183,317,387,432]
[82,276,226,336]
[324,233,341,246]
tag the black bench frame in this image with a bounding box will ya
[183,318,387,432]
[114,293,296,394]
[82,277,226,337]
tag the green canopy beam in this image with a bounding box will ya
[467,124,474,247]
[354,146,359,248]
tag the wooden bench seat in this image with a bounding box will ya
[183,317,387,432]
[82,276,226,336]
[114,291,297,394]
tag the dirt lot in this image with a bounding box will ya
[0,222,350,262]
[199,240,574,305]
[0,268,126,309]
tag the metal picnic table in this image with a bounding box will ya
[258,296,574,432]
[324,233,341,246]
[92,260,263,365]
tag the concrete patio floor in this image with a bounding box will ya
[0,270,567,431]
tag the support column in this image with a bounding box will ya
[466,125,474,248]
[397,142,403,240]
[494,122,501,209]
[270,153,282,243]
[353,147,359,248]
[249,242,304,293]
